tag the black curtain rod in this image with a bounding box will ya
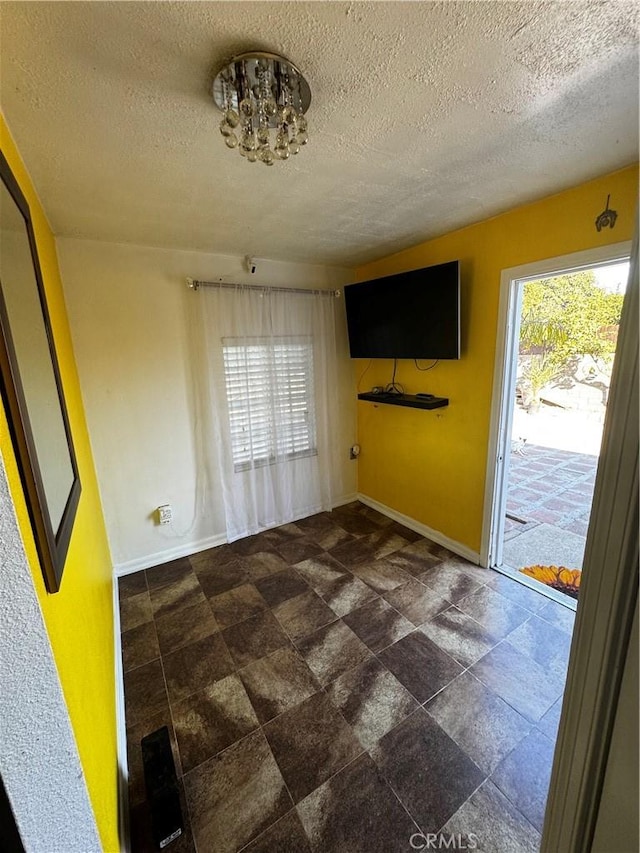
[187,278,341,297]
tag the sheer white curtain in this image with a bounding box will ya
[196,284,342,542]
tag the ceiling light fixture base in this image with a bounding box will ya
[212,51,311,165]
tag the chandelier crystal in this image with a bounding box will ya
[212,52,311,165]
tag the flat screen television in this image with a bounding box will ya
[344,260,460,359]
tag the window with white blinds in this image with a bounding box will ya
[222,336,317,472]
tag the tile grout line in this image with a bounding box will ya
[380,769,427,841]
[155,625,198,849]
[123,506,565,849]
[480,762,548,840]
[160,567,232,853]
[369,703,486,842]
[234,807,302,853]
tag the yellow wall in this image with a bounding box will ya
[356,165,638,554]
[0,118,118,850]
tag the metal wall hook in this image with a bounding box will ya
[595,195,617,232]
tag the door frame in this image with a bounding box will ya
[542,225,638,851]
[480,240,632,570]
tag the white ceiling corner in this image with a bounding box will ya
[0,1,637,267]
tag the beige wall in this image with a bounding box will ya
[57,238,356,571]
[592,597,639,853]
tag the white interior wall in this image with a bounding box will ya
[591,597,639,853]
[57,238,356,572]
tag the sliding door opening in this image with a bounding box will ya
[484,243,631,609]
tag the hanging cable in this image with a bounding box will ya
[385,358,404,395]
[414,358,439,371]
[357,358,373,392]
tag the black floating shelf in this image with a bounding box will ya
[357,392,449,410]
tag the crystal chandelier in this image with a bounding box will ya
[212,51,311,165]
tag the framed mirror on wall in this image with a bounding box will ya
[0,150,81,593]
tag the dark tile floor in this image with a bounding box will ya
[119,501,575,852]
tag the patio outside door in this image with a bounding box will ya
[483,242,632,608]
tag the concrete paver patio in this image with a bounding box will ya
[504,442,598,571]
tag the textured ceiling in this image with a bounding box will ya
[0,1,638,266]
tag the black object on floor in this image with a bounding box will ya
[141,727,183,849]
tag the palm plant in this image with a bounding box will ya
[518,313,568,410]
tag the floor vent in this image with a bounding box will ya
[141,727,183,849]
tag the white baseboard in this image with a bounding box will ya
[113,494,358,577]
[332,492,359,509]
[357,493,480,565]
[114,533,228,577]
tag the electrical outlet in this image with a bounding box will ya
[157,504,172,525]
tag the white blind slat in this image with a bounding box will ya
[223,337,317,471]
